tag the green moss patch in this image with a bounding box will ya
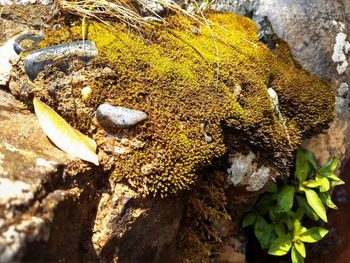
[29,13,334,196]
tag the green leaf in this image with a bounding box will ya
[277,185,295,212]
[294,241,306,258]
[302,180,321,188]
[242,212,257,227]
[319,192,338,209]
[267,183,279,193]
[296,196,319,221]
[254,217,274,249]
[269,206,277,222]
[295,148,309,183]
[300,227,328,243]
[320,157,340,173]
[304,149,317,170]
[275,223,286,237]
[298,185,306,192]
[331,179,345,187]
[301,227,307,234]
[282,216,294,231]
[295,207,304,221]
[270,192,279,200]
[326,173,342,181]
[327,157,340,172]
[291,245,304,263]
[257,195,272,215]
[304,188,327,222]
[293,219,302,237]
[268,235,292,256]
[316,177,330,192]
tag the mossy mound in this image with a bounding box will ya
[23,13,334,196]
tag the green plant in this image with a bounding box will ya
[242,147,345,263]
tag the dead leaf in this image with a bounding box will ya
[33,97,99,165]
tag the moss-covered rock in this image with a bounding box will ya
[13,13,335,196]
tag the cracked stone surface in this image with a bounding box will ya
[0,88,184,263]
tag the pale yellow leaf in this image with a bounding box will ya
[33,97,99,165]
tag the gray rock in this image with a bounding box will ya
[211,0,254,15]
[226,151,272,191]
[0,89,75,262]
[260,0,350,88]
[336,97,349,116]
[253,15,276,49]
[338,82,349,98]
[139,0,167,15]
[212,0,350,85]
[204,133,213,143]
[332,32,350,75]
[96,104,148,130]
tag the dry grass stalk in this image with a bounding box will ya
[55,0,201,29]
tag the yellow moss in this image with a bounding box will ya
[36,13,335,195]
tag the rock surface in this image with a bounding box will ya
[0,89,184,262]
[92,184,183,263]
[96,104,148,130]
[226,151,275,192]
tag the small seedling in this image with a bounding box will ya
[242,147,344,263]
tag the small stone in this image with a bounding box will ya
[267,87,279,108]
[233,84,242,97]
[96,104,148,131]
[338,82,349,98]
[204,133,213,143]
[190,25,201,35]
[81,86,92,100]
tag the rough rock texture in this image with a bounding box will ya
[251,0,350,84]
[226,151,275,191]
[92,184,183,263]
[0,89,184,262]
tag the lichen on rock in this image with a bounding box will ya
[10,13,335,196]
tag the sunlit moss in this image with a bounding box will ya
[37,13,335,196]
